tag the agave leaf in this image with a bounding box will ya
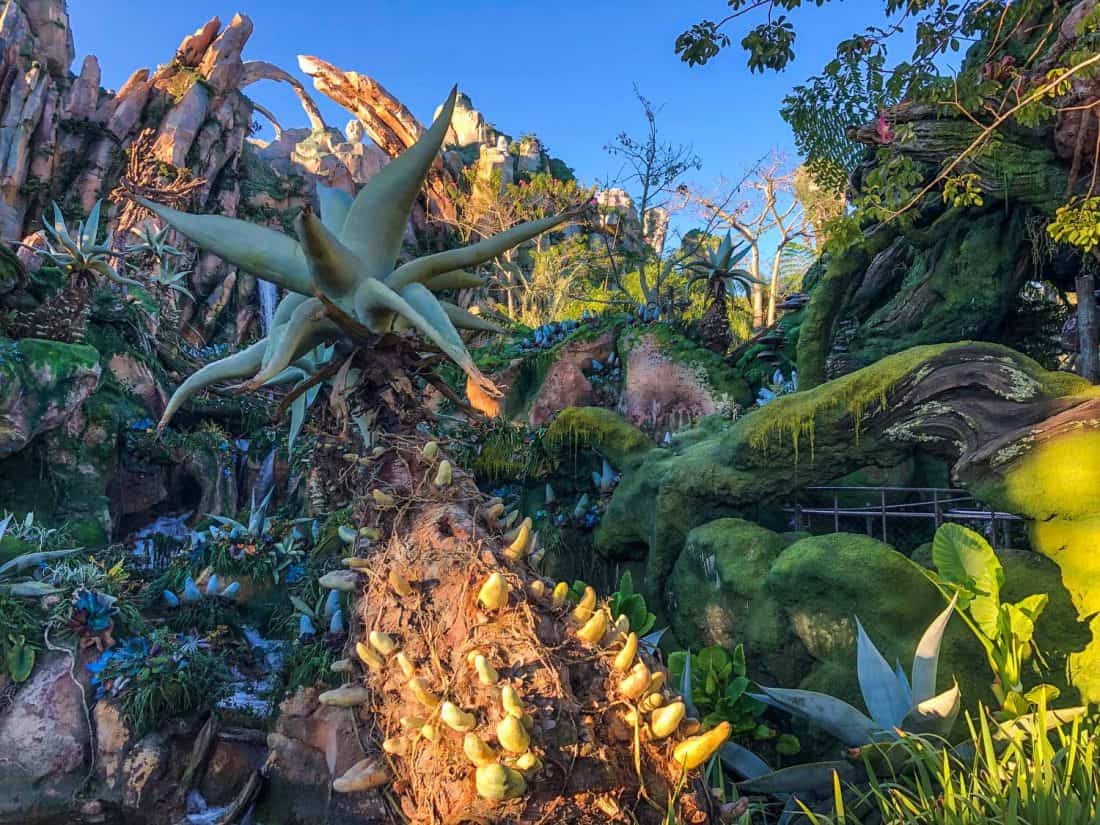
[250,488,275,535]
[738,761,863,796]
[728,242,751,267]
[295,207,360,297]
[855,617,910,729]
[720,742,773,780]
[440,301,504,333]
[0,547,81,579]
[750,686,879,747]
[8,580,62,597]
[289,594,316,619]
[900,682,960,736]
[680,651,699,720]
[716,232,733,267]
[288,393,308,455]
[910,595,956,705]
[638,627,666,652]
[82,200,102,248]
[159,339,268,428]
[316,184,353,235]
[137,198,312,294]
[893,660,912,708]
[0,513,10,543]
[424,270,485,291]
[342,87,458,280]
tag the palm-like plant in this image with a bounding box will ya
[683,232,761,352]
[139,87,583,429]
[28,201,141,289]
[148,258,194,300]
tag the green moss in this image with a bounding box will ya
[670,518,810,685]
[544,407,654,469]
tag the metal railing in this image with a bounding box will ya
[785,486,1024,549]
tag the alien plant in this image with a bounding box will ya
[139,87,582,430]
[27,201,141,290]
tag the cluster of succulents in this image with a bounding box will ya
[518,317,586,351]
[162,574,240,607]
[22,201,140,289]
[69,587,120,651]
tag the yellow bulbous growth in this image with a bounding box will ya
[474,655,499,686]
[356,641,383,671]
[528,580,547,601]
[420,723,439,741]
[441,701,477,732]
[571,586,597,623]
[408,677,441,709]
[478,572,510,611]
[372,489,395,508]
[463,733,497,767]
[388,568,413,597]
[475,763,527,801]
[619,661,651,700]
[551,582,569,608]
[503,517,533,561]
[399,715,426,731]
[382,736,408,755]
[650,701,686,739]
[501,685,525,718]
[673,721,732,770]
[395,651,416,678]
[433,459,453,488]
[613,632,637,672]
[422,440,439,461]
[369,631,397,656]
[576,609,609,644]
[497,715,531,753]
[514,751,542,773]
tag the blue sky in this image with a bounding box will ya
[71,1,887,201]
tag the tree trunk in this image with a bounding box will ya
[750,246,764,329]
[1077,269,1098,382]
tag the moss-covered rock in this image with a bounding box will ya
[544,406,654,470]
[0,337,101,458]
[669,518,809,685]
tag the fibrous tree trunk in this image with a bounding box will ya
[1076,268,1098,382]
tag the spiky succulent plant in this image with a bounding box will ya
[29,200,141,289]
[141,87,581,429]
[684,231,760,297]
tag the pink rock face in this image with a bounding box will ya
[619,334,719,436]
[526,331,615,426]
[0,653,90,786]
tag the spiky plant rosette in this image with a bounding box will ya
[137,87,585,431]
[308,438,718,823]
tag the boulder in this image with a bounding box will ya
[0,652,90,816]
[0,338,101,458]
[669,518,809,685]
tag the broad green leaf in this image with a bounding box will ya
[932,523,1003,601]
[697,645,730,673]
[617,570,634,600]
[1014,592,1049,621]
[5,640,35,682]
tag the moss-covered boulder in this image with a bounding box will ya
[766,533,992,710]
[669,518,809,685]
[0,338,101,458]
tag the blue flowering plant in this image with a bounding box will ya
[87,629,229,736]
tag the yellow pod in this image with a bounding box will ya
[681,717,702,736]
[399,715,425,731]
[503,517,532,561]
[571,586,596,623]
[613,632,638,672]
[420,723,439,741]
[619,661,651,700]
[440,701,477,732]
[612,614,631,639]
[332,756,390,793]
[497,715,530,754]
[422,440,439,461]
[388,568,412,597]
[355,641,383,671]
[463,733,497,767]
[500,685,524,718]
[475,763,526,801]
[576,609,609,644]
[650,701,686,739]
[372,489,394,508]
[466,649,485,665]
[408,677,441,709]
[433,460,452,488]
[474,655,499,686]
[477,572,509,611]
[639,691,665,713]
[329,658,354,673]
[673,721,732,771]
[359,526,381,542]
[645,672,666,697]
[382,736,408,755]
[503,509,519,529]
[515,751,542,773]
[485,501,505,521]
[342,557,372,569]
[551,581,569,608]
[527,580,547,601]
[395,651,416,678]
[342,452,359,462]
[369,631,397,656]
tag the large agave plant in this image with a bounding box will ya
[0,513,81,598]
[717,598,961,808]
[141,87,581,429]
[27,200,141,289]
